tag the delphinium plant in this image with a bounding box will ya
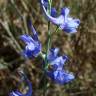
[9,0,80,96]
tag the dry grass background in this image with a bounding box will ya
[0,0,96,96]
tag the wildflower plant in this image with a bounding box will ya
[10,0,80,96]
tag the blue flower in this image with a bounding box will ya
[46,48,74,84]
[47,70,75,84]
[9,72,32,96]
[9,79,32,96]
[40,0,80,33]
[47,48,68,70]
[20,21,41,58]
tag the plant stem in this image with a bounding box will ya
[43,1,52,96]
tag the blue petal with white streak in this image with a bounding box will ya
[47,70,75,84]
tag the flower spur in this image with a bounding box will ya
[41,0,57,17]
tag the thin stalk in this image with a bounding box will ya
[43,22,51,96]
[23,14,29,34]
[43,0,52,96]
[44,0,52,69]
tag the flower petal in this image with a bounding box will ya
[40,0,64,25]
[47,70,75,84]
[51,8,57,17]
[48,48,59,62]
[54,70,75,84]
[50,55,68,70]
[22,42,41,58]
[32,43,42,57]
[61,7,70,20]
[20,35,34,44]
[63,28,77,33]
[60,18,80,33]
[9,91,22,96]
[66,18,80,28]
[28,20,38,41]
[26,43,35,51]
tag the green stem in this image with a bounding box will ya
[43,1,52,96]
[55,26,60,33]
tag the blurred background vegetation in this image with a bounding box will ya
[0,0,96,96]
